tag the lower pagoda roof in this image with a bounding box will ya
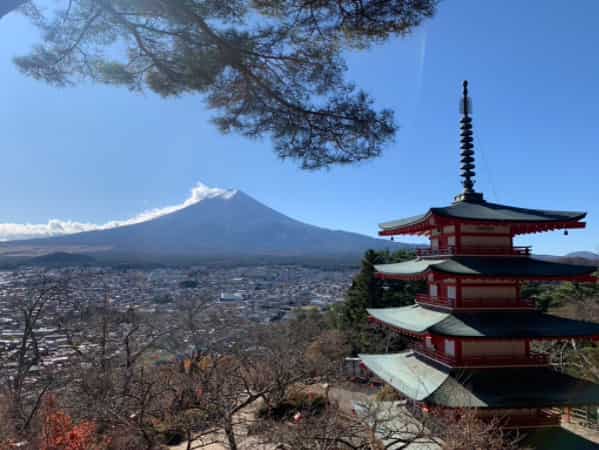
[360,351,599,408]
[368,305,599,338]
[374,256,597,281]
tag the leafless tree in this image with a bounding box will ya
[267,398,523,450]
[0,271,69,440]
[43,276,178,449]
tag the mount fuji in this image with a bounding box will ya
[0,190,414,265]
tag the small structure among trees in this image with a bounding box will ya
[360,81,599,447]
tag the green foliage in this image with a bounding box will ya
[526,276,599,383]
[257,390,327,421]
[332,249,424,353]
[337,249,421,327]
[565,344,599,382]
[375,384,403,402]
[292,306,330,327]
[10,0,437,170]
[522,280,599,312]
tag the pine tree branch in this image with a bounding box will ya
[0,0,28,20]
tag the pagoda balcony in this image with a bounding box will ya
[414,343,549,368]
[415,294,536,310]
[495,410,561,429]
[416,246,531,257]
[415,294,456,308]
[427,408,562,429]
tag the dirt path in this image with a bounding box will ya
[169,403,275,450]
[169,383,374,450]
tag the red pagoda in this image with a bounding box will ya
[360,81,599,443]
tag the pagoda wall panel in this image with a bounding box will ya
[462,340,526,357]
[461,224,510,234]
[462,285,517,300]
[460,235,512,248]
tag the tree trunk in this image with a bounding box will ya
[0,0,28,20]
[224,417,238,450]
[186,429,192,450]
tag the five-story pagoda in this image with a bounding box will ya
[360,81,599,434]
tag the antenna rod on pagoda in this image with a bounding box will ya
[460,80,475,193]
[455,80,484,203]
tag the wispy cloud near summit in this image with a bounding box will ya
[0,182,236,242]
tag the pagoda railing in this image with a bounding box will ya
[416,246,531,257]
[410,405,561,429]
[415,294,536,310]
[496,410,561,429]
[414,344,549,368]
[414,344,455,366]
[415,294,455,308]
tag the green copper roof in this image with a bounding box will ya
[360,352,599,408]
[380,214,430,231]
[368,305,599,338]
[379,200,586,231]
[374,259,444,276]
[359,352,448,401]
[368,305,447,333]
[375,256,596,279]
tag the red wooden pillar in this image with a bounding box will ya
[456,339,463,365]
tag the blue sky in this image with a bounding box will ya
[0,1,597,255]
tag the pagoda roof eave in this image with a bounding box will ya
[378,201,587,236]
[374,256,597,282]
[360,352,599,408]
[375,272,597,283]
[367,305,599,339]
[359,352,448,402]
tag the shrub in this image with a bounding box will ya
[258,391,327,422]
[375,385,402,402]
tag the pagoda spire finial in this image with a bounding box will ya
[455,80,484,203]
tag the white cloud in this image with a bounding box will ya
[0,182,237,242]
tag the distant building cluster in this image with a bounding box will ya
[0,264,355,376]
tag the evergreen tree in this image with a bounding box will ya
[333,249,423,353]
[338,249,384,330]
[522,276,599,312]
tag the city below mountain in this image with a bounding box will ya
[0,191,414,267]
